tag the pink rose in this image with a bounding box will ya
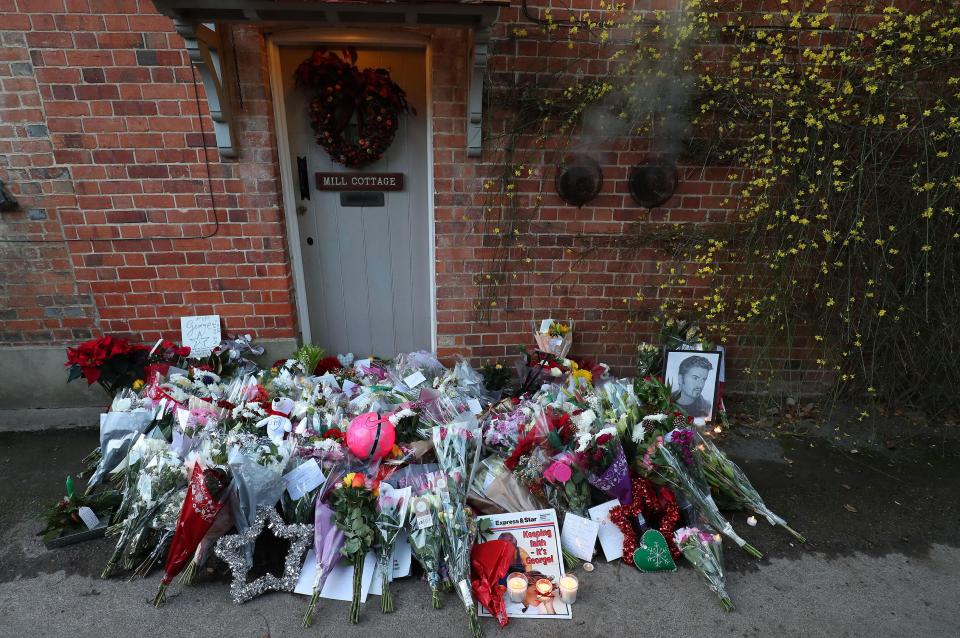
[544,460,573,483]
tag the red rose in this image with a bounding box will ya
[597,433,612,446]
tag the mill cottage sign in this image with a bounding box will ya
[315,172,404,191]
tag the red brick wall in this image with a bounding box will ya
[1,0,296,346]
[0,0,844,383]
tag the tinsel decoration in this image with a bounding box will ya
[214,505,313,604]
[609,476,681,565]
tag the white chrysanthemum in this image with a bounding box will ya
[388,408,417,425]
[643,413,669,423]
[572,409,597,432]
[632,423,646,444]
[575,432,594,452]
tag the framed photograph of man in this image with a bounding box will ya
[664,350,722,421]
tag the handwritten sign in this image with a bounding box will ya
[180,315,221,358]
[315,172,404,191]
[588,500,625,561]
[560,512,600,562]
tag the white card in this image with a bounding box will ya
[180,314,221,358]
[342,379,358,395]
[283,458,326,501]
[404,371,427,388]
[318,372,340,390]
[561,512,600,562]
[295,550,377,602]
[588,499,625,561]
[77,506,100,530]
[539,318,554,334]
[176,407,190,432]
[467,398,482,415]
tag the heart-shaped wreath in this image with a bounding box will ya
[294,47,414,169]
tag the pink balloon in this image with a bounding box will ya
[346,412,396,460]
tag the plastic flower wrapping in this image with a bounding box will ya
[54,328,802,628]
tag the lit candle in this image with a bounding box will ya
[559,574,578,604]
[534,578,553,597]
[506,573,527,603]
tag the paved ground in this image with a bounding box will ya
[1,421,959,638]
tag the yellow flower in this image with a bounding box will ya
[132,379,144,391]
[343,472,355,488]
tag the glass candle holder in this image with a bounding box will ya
[559,574,578,604]
[534,578,554,598]
[506,572,528,603]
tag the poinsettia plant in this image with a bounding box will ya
[66,335,150,397]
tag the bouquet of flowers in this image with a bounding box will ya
[674,526,734,611]
[374,483,411,612]
[406,485,446,608]
[636,341,660,377]
[478,361,511,394]
[539,452,591,518]
[331,470,379,623]
[102,438,188,578]
[515,348,570,396]
[481,404,528,456]
[432,422,483,638]
[655,442,762,559]
[695,431,805,542]
[85,400,155,493]
[634,375,678,413]
[578,426,633,505]
[178,500,234,585]
[302,482,346,627]
[534,320,573,358]
[153,463,231,605]
[225,438,288,569]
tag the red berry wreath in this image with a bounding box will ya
[294,47,414,169]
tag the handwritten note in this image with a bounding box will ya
[283,458,325,501]
[588,499,625,562]
[561,512,600,561]
[77,506,101,530]
[404,371,427,388]
[180,315,221,358]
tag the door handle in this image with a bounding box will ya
[297,156,310,200]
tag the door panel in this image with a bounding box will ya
[280,45,431,357]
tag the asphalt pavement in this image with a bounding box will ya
[1,426,958,638]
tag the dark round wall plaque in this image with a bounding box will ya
[629,164,678,209]
[555,155,602,208]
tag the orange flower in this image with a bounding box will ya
[351,473,365,489]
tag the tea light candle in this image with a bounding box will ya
[507,573,527,603]
[534,578,553,597]
[559,574,578,604]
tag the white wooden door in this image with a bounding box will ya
[280,46,431,357]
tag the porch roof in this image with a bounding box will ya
[153,1,503,159]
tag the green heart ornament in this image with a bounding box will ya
[633,529,677,572]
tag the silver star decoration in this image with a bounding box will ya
[214,505,314,604]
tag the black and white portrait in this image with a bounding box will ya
[664,350,722,421]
